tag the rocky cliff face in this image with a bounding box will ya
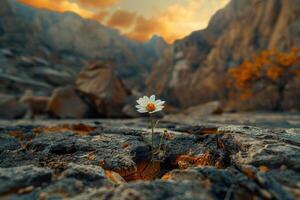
[148,0,300,108]
[0,0,168,93]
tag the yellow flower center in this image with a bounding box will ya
[146,103,156,112]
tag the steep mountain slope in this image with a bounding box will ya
[0,0,168,93]
[148,0,300,108]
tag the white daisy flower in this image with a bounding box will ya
[136,95,165,114]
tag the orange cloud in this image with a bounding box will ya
[76,0,119,8]
[19,0,93,18]
[107,10,137,29]
[18,0,230,43]
[104,9,182,43]
[91,10,109,22]
[124,16,165,42]
[105,0,229,43]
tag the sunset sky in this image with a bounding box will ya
[19,0,229,43]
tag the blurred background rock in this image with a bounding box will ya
[0,0,299,119]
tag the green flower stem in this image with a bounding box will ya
[157,130,167,153]
[149,113,154,161]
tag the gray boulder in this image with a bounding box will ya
[0,94,27,119]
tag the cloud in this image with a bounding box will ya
[123,16,162,41]
[75,0,119,8]
[19,0,93,18]
[106,10,137,29]
[19,0,230,43]
[104,0,229,43]
[91,10,109,22]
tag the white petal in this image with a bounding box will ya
[150,108,162,114]
[136,98,143,105]
[155,100,165,106]
[142,96,149,104]
[137,96,147,105]
[136,105,144,109]
[156,105,164,110]
[150,95,155,102]
[137,108,148,113]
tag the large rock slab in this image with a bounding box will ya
[0,118,299,199]
[46,86,92,118]
[75,62,130,117]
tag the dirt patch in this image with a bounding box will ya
[176,151,220,169]
[105,170,126,185]
[8,131,25,140]
[119,161,161,181]
[33,123,96,136]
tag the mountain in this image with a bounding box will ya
[147,0,300,109]
[0,0,168,95]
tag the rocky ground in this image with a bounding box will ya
[0,113,299,200]
[165,111,300,128]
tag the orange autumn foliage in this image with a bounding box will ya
[229,48,300,101]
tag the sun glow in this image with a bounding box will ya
[18,0,229,43]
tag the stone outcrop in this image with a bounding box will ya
[46,86,92,118]
[0,94,27,119]
[43,61,132,118]
[147,0,300,109]
[20,95,50,115]
[0,115,299,199]
[76,62,131,118]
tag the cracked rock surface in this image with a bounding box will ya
[0,116,299,200]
